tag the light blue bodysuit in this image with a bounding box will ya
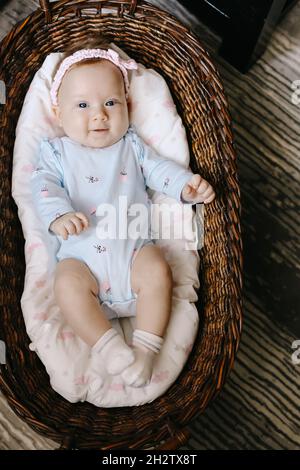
[31,125,193,319]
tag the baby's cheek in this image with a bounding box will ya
[65,112,85,134]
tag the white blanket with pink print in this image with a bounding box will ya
[11,44,200,407]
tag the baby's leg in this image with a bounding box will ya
[54,258,134,374]
[131,245,173,336]
[122,245,173,386]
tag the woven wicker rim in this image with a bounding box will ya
[0,0,243,450]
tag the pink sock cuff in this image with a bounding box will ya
[133,329,164,354]
[92,328,118,353]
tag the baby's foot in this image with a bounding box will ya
[92,328,135,375]
[121,329,164,387]
[121,345,155,387]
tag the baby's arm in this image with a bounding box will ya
[31,139,88,239]
[136,135,215,204]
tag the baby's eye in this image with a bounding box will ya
[105,99,116,107]
[78,102,88,108]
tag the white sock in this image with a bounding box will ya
[92,328,135,375]
[121,329,164,387]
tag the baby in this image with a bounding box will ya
[31,39,215,388]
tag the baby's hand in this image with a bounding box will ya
[49,212,89,240]
[181,174,215,204]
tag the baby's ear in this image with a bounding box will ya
[52,105,62,126]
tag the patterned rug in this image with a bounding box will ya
[0,0,299,450]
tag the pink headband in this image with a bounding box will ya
[50,48,138,106]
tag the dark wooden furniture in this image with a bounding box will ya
[179,0,298,72]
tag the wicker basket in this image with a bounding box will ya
[0,0,242,450]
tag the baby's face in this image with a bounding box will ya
[53,60,129,148]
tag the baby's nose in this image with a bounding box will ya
[93,107,108,121]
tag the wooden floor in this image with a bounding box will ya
[0,0,299,450]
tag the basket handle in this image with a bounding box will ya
[39,0,139,23]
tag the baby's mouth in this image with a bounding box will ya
[90,128,109,132]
